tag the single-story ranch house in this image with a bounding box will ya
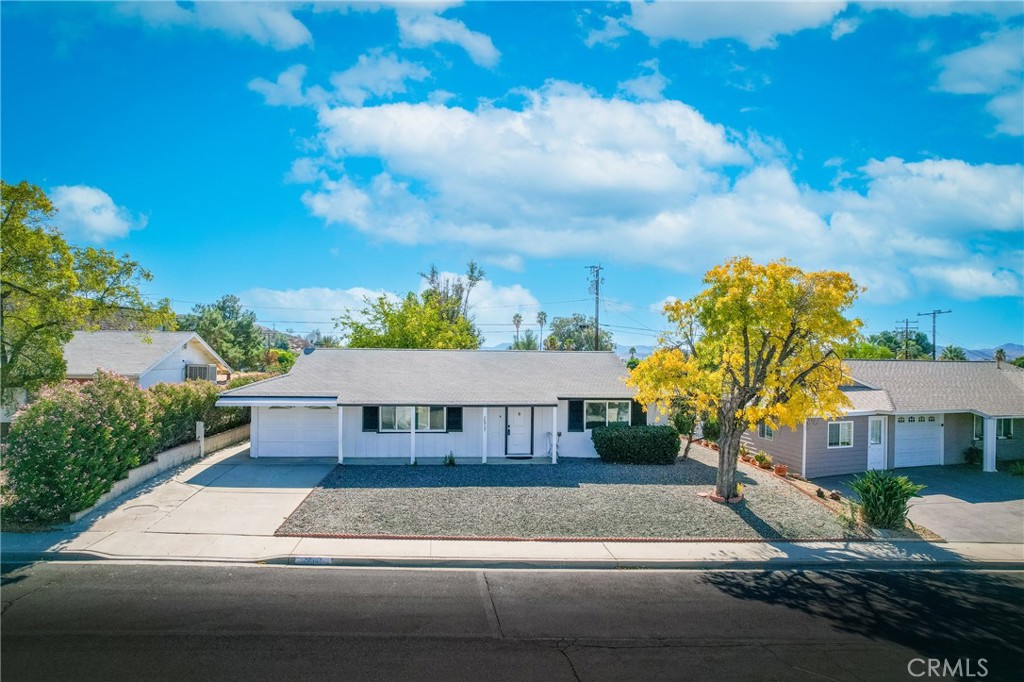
[63,330,232,388]
[216,348,657,462]
[741,359,1024,478]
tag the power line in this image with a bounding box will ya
[917,309,952,361]
[895,318,919,360]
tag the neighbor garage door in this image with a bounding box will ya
[256,406,337,457]
[894,414,942,468]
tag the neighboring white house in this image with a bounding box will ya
[63,330,232,388]
[217,348,661,462]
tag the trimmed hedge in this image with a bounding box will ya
[591,423,681,464]
[2,370,272,523]
[2,372,159,523]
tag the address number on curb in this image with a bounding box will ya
[294,556,333,565]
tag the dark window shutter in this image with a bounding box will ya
[568,400,584,432]
[362,406,379,432]
[631,400,646,426]
[446,407,463,432]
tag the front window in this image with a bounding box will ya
[380,406,413,432]
[757,423,774,440]
[979,415,1015,439]
[827,421,853,448]
[416,406,446,432]
[585,401,631,430]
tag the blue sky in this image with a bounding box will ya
[3,1,1023,350]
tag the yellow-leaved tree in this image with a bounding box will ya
[629,257,862,498]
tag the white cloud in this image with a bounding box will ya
[330,50,430,105]
[584,15,629,48]
[396,8,500,67]
[869,2,1024,19]
[119,2,312,50]
[934,28,1023,136]
[248,64,310,107]
[617,59,669,101]
[910,264,1023,299]
[240,277,539,344]
[481,254,525,272]
[624,2,846,49]
[830,17,860,40]
[281,81,1021,304]
[51,185,146,242]
[649,296,680,314]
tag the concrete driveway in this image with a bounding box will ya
[68,443,336,558]
[814,465,1024,543]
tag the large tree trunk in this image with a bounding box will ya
[681,434,693,460]
[715,416,743,498]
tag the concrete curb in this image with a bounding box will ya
[4,549,1022,572]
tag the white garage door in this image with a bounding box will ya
[256,406,337,457]
[894,414,942,468]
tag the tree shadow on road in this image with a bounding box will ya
[702,569,1024,678]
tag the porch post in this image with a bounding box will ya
[482,407,489,464]
[983,417,997,472]
[551,405,558,464]
[410,406,416,464]
[250,408,259,458]
[337,406,344,465]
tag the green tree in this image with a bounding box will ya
[0,180,174,402]
[630,257,861,498]
[938,345,967,361]
[547,314,614,351]
[264,348,297,372]
[419,261,485,344]
[1011,356,1024,369]
[314,333,343,348]
[510,328,539,350]
[177,295,265,371]
[867,330,932,360]
[335,292,480,349]
[844,339,896,359]
[536,311,547,348]
[512,312,522,343]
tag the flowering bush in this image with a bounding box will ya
[3,371,272,523]
[2,372,158,522]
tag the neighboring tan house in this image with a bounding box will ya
[216,348,655,462]
[63,331,232,388]
[741,359,1024,478]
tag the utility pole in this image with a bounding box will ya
[895,318,919,360]
[917,309,952,360]
[586,265,604,351]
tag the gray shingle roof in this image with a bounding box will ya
[219,349,634,405]
[845,360,1024,417]
[63,331,223,378]
[840,385,895,413]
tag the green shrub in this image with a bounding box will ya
[700,415,721,443]
[1007,461,1024,477]
[963,446,982,466]
[849,470,925,529]
[2,372,159,523]
[753,451,773,468]
[591,423,680,464]
[150,381,221,450]
[226,372,275,389]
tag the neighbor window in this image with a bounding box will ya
[827,421,853,448]
[584,401,631,430]
[415,406,446,432]
[975,415,1015,440]
[757,423,774,440]
[380,406,413,432]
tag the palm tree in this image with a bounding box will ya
[512,313,522,343]
[536,311,547,351]
[629,346,637,360]
[995,348,1007,366]
[938,345,966,361]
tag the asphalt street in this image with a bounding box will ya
[2,562,1021,682]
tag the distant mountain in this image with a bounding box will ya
[939,343,1024,361]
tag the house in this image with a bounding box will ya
[216,348,654,462]
[741,359,1024,478]
[63,330,233,388]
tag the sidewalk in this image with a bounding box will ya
[2,442,1022,570]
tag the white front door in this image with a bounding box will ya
[867,416,887,470]
[507,407,532,456]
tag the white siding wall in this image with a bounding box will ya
[140,340,218,388]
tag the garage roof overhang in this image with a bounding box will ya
[215,396,338,407]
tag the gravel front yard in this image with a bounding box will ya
[277,444,864,540]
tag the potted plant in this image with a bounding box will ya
[754,451,773,469]
[774,463,789,477]
[739,445,753,462]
